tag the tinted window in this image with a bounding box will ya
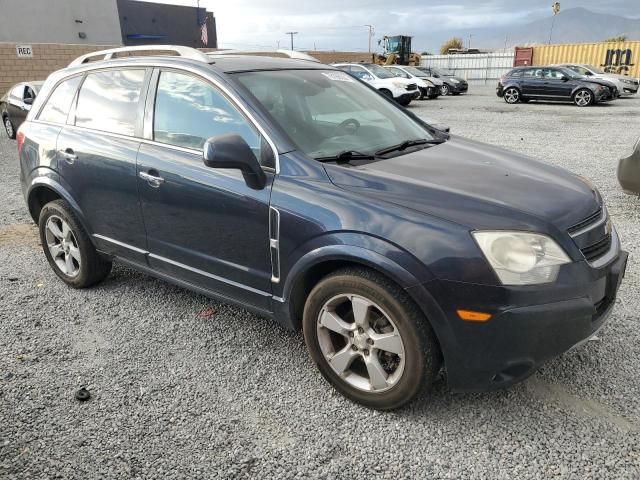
[75,69,145,136]
[153,71,262,158]
[38,76,81,124]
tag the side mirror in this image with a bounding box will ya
[363,74,374,81]
[585,71,593,76]
[203,134,267,190]
[561,75,569,81]
[23,97,34,105]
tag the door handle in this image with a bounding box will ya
[139,170,165,187]
[58,148,77,164]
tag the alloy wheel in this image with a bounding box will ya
[504,88,520,104]
[574,90,592,106]
[316,294,405,392]
[440,84,450,96]
[4,117,13,138]
[45,215,81,277]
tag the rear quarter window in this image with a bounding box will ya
[38,76,82,124]
[508,70,523,78]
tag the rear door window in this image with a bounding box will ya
[38,76,82,124]
[152,70,264,162]
[75,69,145,136]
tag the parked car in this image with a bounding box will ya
[384,65,440,99]
[20,46,627,410]
[416,66,468,95]
[497,67,617,106]
[556,64,638,96]
[333,62,419,106]
[618,137,640,195]
[1,81,43,139]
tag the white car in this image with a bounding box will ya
[384,65,440,100]
[556,64,639,96]
[333,63,419,106]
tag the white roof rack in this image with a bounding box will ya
[68,45,211,67]
[206,49,321,63]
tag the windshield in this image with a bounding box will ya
[585,65,604,74]
[366,64,396,79]
[434,68,454,77]
[404,66,429,77]
[235,69,436,160]
[560,68,582,79]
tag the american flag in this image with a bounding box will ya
[200,14,208,46]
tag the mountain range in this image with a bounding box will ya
[421,7,640,52]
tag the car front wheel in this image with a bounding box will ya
[4,116,16,139]
[440,84,450,96]
[303,267,441,410]
[574,88,593,107]
[39,200,112,288]
[503,87,520,104]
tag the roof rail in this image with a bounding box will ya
[206,49,321,63]
[68,45,211,67]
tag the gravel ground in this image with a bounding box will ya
[1,86,640,479]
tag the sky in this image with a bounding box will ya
[142,0,639,52]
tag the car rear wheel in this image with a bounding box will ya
[303,267,441,410]
[503,87,520,104]
[3,116,15,139]
[574,88,593,107]
[440,84,450,96]
[39,200,112,288]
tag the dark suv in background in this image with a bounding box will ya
[18,46,627,410]
[497,67,617,106]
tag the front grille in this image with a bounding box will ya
[406,83,417,91]
[581,234,612,262]
[567,207,602,234]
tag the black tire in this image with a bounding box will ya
[398,98,411,107]
[38,200,112,288]
[3,115,16,139]
[440,84,450,96]
[573,88,593,107]
[503,87,520,104]
[302,267,441,410]
[379,89,393,99]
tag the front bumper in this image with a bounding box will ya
[419,249,628,393]
[451,81,468,93]
[418,86,438,99]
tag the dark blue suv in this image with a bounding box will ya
[18,46,627,410]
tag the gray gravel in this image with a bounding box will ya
[2,87,640,479]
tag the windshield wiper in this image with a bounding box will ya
[315,150,376,163]
[374,138,445,156]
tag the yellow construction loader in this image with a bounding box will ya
[372,35,421,66]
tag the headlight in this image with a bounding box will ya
[423,80,435,87]
[472,231,571,285]
[449,78,459,84]
[622,78,632,84]
[391,80,406,88]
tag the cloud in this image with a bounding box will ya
[145,0,638,51]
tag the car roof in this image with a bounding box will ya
[207,55,331,73]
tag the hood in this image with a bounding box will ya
[424,76,444,86]
[323,135,599,231]
[580,76,615,88]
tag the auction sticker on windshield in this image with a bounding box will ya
[322,72,355,82]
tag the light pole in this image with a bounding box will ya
[468,34,474,50]
[285,31,298,50]
[364,24,374,53]
[549,2,561,45]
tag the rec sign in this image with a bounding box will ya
[16,45,33,58]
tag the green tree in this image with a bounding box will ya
[603,34,627,42]
[440,37,463,54]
